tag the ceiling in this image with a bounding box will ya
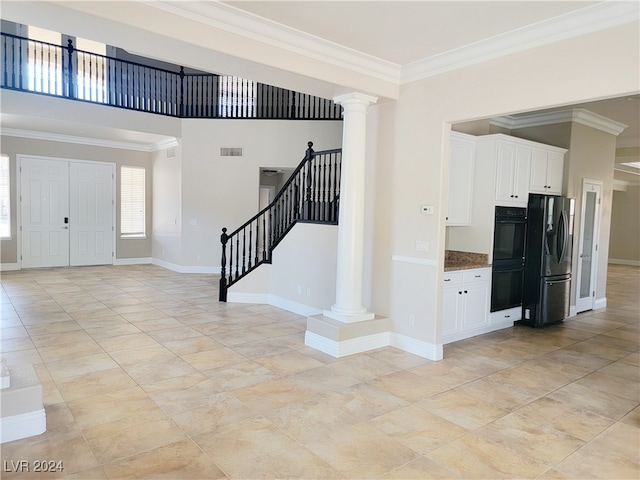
[1,1,638,168]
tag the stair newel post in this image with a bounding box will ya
[66,39,75,98]
[305,141,314,220]
[219,228,228,302]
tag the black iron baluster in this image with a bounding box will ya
[248,224,253,270]
[3,36,7,87]
[242,228,247,274]
[262,213,267,260]
[19,38,23,89]
[255,220,260,265]
[322,154,328,221]
[234,235,240,280]
[179,66,185,117]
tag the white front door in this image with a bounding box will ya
[20,157,70,268]
[575,179,602,313]
[20,156,115,268]
[69,162,115,266]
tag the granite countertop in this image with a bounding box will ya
[444,250,491,271]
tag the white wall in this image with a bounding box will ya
[228,223,338,313]
[368,22,639,346]
[172,119,343,269]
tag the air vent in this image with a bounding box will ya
[220,147,243,157]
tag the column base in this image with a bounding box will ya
[305,314,390,358]
[323,308,375,323]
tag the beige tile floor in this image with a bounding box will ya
[0,264,638,479]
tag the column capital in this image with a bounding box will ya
[333,92,378,108]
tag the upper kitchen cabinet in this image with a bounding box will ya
[476,134,566,207]
[529,148,565,194]
[494,142,531,207]
[447,132,476,226]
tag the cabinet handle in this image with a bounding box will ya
[504,315,510,318]
[474,275,481,278]
[458,291,463,294]
[514,195,518,198]
[510,195,514,198]
[444,279,451,282]
[464,290,468,294]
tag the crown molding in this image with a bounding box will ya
[403,1,639,83]
[490,108,628,136]
[146,0,401,84]
[1,128,179,152]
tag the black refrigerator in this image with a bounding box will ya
[521,194,575,327]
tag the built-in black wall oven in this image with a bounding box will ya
[491,206,527,312]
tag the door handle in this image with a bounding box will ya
[580,254,590,258]
[61,226,69,229]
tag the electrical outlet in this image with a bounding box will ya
[408,315,415,326]
[415,240,429,252]
[421,205,435,215]
[306,288,311,297]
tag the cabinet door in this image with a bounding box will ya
[447,137,475,225]
[494,142,517,203]
[545,152,564,194]
[461,282,490,331]
[442,287,462,338]
[513,147,532,204]
[529,149,549,193]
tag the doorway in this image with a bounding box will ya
[575,179,602,313]
[18,155,115,268]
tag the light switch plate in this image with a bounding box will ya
[415,240,429,252]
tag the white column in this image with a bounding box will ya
[324,92,377,323]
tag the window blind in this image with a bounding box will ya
[121,166,145,237]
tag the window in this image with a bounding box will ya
[120,166,145,237]
[26,26,63,95]
[0,155,10,238]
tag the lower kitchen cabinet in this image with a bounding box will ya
[442,268,490,344]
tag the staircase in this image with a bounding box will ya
[219,142,342,301]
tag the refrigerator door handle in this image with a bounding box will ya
[557,210,568,263]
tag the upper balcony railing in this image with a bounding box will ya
[0,32,343,120]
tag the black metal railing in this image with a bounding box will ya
[219,142,342,301]
[0,32,343,120]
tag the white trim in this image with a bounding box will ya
[114,257,153,266]
[151,258,218,274]
[608,258,640,266]
[441,321,515,346]
[569,305,577,318]
[392,255,437,267]
[304,330,390,358]
[2,128,178,152]
[390,332,443,361]
[148,1,638,86]
[401,1,639,83]
[594,297,607,310]
[0,263,20,271]
[0,408,46,444]
[491,109,628,136]
[227,292,323,317]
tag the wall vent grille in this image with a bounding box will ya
[220,147,243,157]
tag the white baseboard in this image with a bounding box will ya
[151,258,219,274]
[114,257,152,265]
[0,263,20,271]
[442,321,514,346]
[569,305,577,318]
[0,408,46,444]
[228,293,322,317]
[390,332,443,361]
[304,330,390,358]
[608,258,640,266]
[594,297,607,310]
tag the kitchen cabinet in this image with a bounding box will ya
[529,148,564,194]
[446,132,475,226]
[494,143,531,206]
[442,268,490,343]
